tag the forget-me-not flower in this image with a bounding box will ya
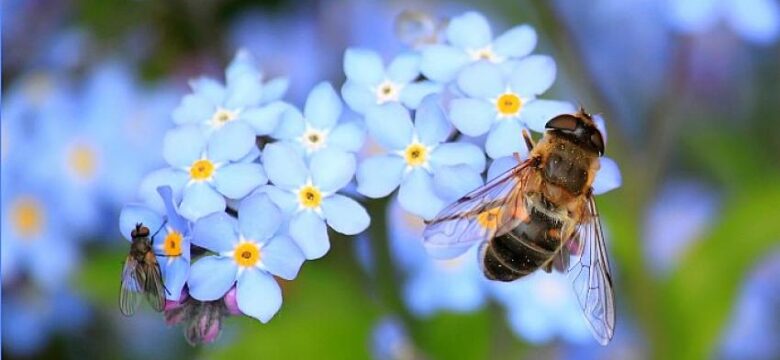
[666,0,780,44]
[187,193,305,323]
[450,60,575,159]
[357,96,485,219]
[140,123,266,221]
[420,11,538,82]
[273,82,365,157]
[172,49,290,136]
[341,48,441,114]
[262,143,370,259]
[119,186,191,300]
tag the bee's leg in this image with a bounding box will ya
[522,129,535,152]
[150,220,169,245]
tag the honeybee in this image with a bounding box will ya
[423,108,615,345]
[120,222,167,316]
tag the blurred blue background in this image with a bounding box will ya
[3,0,780,359]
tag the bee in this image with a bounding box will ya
[120,222,167,316]
[423,108,615,345]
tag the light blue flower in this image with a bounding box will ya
[172,49,290,136]
[356,97,485,219]
[273,82,365,157]
[450,60,575,159]
[119,186,191,300]
[140,123,266,221]
[341,48,441,114]
[420,11,538,82]
[187,193,305,323]
[371,317,420,360]
[490,271,592,344]
[667,0,780,44]
[261,143,370,259]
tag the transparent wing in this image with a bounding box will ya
[119,257,142,316]
[565,195,616,345]
[142,252,166,312]
[423,160,534,259]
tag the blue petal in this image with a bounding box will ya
[225,75,264,109]
[30,239,77,291]
[163,125,206,168]
[189,77,226,105]
[414,95,451,146]
[446,11,492,50]
[329,121,365,153]
[139,168,188,213]
[667,0,720,33]
[493,25,537,59]
[311,149,355,193]
[179,182,226,222]
[214,163,267,199]
[457,62,504,99]
[260,77,290,103]
[429,142,486,173]
[387,52,421,84]
[238,193,282,243]
[162,258,189,300]
[172,94,215,125]
[508,55,557,97]
[341,80,375,115]
[321,194,370,235]
[237,268,282,323]
[241,101,289,135]
[289,211,329,259]
[726,0,780,44]
[157,186,188,234]
[365,103,414,151]
[356,155,405,198]
[420,45,471,83]
[261,185,298,214]
[119,204,164,242]
[304,82,342,130]
[431,165,483,201]
[485,119,526,159]
[521,99,576,133]
[398,168,447,220]
[450,98,495,136]
[260,235,305,280]
[399,81,442,110]
[188,256,237,301]
[487,156,519,181]
[271,106,306,140]
[343,48,384,86]
[593,157,622,195]
[208,122,255,163]
[226,49,262,84]
[192,212,239,252]
[262,143,308,190]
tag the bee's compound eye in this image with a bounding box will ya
[545,115,579,131]
[590,132,605,155]
[132,226,150,238]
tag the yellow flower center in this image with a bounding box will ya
[163,231,183,257]
[233,242,261,267]
[12,197,44,239]
[211,108,238,127]
[298,185,322,209]
[403,143,428,167]
[189,159,215,181]
[469,46,502,63]
[68,143,97,181]
[496,93,522,117]
[375,80,401,104]
[477,207,503,230]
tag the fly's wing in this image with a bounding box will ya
[423,160,534,259]
[142,251,166,312]
[119,256,142,316]
[564,195,616,345]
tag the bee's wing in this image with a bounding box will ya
[564,195,615,345]
[142,251,167,312]
[423,160,534,259]
[119,256,142,316]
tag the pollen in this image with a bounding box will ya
[233,242,261,268]
[477,207,503,230]
[210,108,238,128]
[163,231,183,257]
[189,159,215,181]
[496,93,522,117]
[375,80,401,104]
[68,143,98,181]
[403,143,428,167]
[298,185,323,209]
[12,197,44,239]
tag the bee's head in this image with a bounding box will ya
[131,223,150,239]
[544,108,605,156]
